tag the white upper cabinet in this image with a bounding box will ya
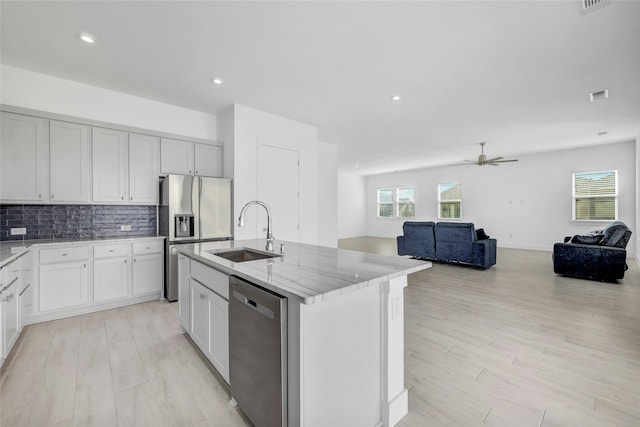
[161,138,222,177]
[92,127,128,203]
[0,112,49,202]
[194,144,223,177]
[92,130,159,205]
[129,133,159,204]
[49,120,91,203]
[160,138,194,175]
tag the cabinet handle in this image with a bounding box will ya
[124,259,127,264]
[121,196,124,200]
[51,194,54,199]
[39,193,42,199]
[134,258,136,263]
[62,253,68,256]
[109,249,115,252]
[196,170,198,174]
[145,246,150,250]
[189,170,192,174]
[130,197,133,201]
[84,264,86,268]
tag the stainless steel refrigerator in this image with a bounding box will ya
[159,174,232,301]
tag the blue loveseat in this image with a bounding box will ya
[397,221,497,268]
[552,221,632,282]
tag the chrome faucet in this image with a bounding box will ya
[238,200,275,251]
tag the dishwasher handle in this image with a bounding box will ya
[233,290,275,320]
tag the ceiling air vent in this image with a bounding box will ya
[589,89,608,102]
[582,0,608,12]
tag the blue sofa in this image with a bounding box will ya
[552,221,632,282]
[397,221,497,268]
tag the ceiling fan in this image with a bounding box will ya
[456,142,518,166]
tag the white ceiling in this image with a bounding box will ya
[1,1,639,175]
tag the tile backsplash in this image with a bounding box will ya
[0,204,157,241]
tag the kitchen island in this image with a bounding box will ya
[177,239,431,427]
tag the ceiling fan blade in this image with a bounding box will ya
[493,159,518,163]
[485,156,503,162]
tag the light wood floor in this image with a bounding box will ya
[2,238,638,426]
[344,237,640,427]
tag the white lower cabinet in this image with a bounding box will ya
[30,238,163,323]
[39,261,89,312]
[190,279,209,350]
[1,259,21,362]
[18,250,34,331]
[132,254,163,295]
[94,257,128,302]
[208,288,229,382]
[182,258,229,383]
[178,254,190,331]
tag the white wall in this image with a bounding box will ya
[221,104,334,246]
[364,141,637,257]
[317,140,338,247]
[337,171,367,239]
[0,65,217,140]
[636,131,640,264]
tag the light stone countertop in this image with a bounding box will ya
[176,239,432,304]
[0,235,165,268]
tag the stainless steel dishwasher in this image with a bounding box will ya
[229,275,288,427]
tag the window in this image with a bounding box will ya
[439,183,461,219]
[397,187,415,217]
[377,188,394,218]
[377,187,415,218]
[573,170,617,221]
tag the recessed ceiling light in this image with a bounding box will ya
[212,78,223,85]
[391,95,401,101]
[78,33,96,44]
[354,164,359,168]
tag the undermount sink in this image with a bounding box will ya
[208,248,281,263]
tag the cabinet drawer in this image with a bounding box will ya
[2,260,19,287]
[40,246,89,264]
[133,240,164,255]
[94,243,129,259]
[191,260,228,300]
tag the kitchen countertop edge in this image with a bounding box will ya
[177,239,432,305]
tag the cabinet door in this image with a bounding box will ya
[160,138,194,175]
[49,120,91,202]
[92,127,128,203]
[18,251,34,332]
[129,133,159,203]
[39,261,89,312]
[209,291,229,382]
[132,253,163,295]
[178,255,190,331]
[2,280,20,358]
[194,144,223,177]
[19,281,33,332]
[190,279,209,352]
[0,112,49,202]
[94,257,128,302]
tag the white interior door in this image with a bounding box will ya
[257,145,300,244]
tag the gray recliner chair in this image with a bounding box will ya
[552,221,632,282]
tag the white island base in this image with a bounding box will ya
[287,275,410,426]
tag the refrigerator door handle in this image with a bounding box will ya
[197,176,202,240]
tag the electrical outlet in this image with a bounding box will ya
[10,227,26,236]
[120,225,132,231]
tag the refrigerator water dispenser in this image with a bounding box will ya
[174,214,194,238]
